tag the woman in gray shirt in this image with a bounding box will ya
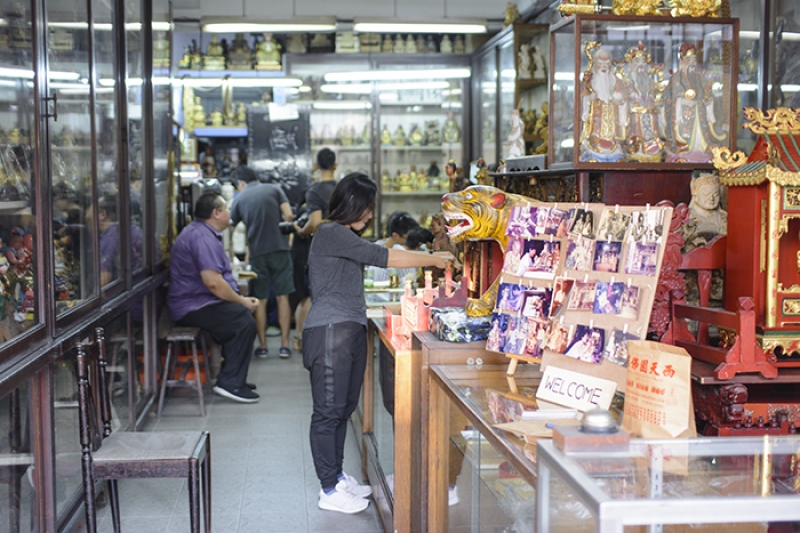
[303,172,449,514]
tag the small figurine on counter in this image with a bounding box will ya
[430,212,458,255]
[518,43,532,79]
[474,158,488,185]
[415,35,425,54]
[381,169,393,191]
[446,160,468,193]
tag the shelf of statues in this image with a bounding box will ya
[176,32,282,72]
[380,165,447,194]
[379,120,461,149]
[311,144,370,152]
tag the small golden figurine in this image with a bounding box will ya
[255,33,281,71]
[210,108,224,127]
[504,2,521,27]
[203,35,226,70]
[393,125,408,146]
[380,125,392,145]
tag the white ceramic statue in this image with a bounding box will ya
[518,43,532,79]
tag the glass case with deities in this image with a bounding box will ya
[549,15,739,170]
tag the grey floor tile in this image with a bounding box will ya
[87,329,384,533]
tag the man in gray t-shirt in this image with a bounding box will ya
[230,167,295,358]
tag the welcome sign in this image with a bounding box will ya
[536,366,617,412]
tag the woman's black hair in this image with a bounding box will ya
[326,172,377,235]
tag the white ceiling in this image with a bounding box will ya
[173,0,537,23]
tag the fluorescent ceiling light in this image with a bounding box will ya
[58,87,115,95]
[312,101,372,110]
[49,71,81,80]
[321,81,449,94]
[170,77,302,88]
[554,72,573,81]
[741,30,800,41]
[202,17,336,33]
[48,21,170,31]
[0,67,33,79]
[324,68,469,82]
[353,18,486,34]
[49,81,88,89]
[298,86,312,93]
[442,88,462,97]
[441,102,462,109]
[606,25,651,32]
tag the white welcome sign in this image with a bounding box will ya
[536,366,617,412]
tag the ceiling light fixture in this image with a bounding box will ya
[353,18,486,34]
[324,68,470,82]
[202,17,337,33]
[311,101,372,110]
[320,81,450,94]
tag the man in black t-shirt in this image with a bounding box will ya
[291,148,337,349]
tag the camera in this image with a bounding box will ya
[279,221,295,235]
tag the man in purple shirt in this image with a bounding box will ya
[168,190,259,403]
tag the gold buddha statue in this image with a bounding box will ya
[204,35,226,70]
[392,125,407,146]
[210,108,224,127]
[381,35,394,54]
[381,169,392,190]
[408,124,424,146]
[442,112,461,144]
[153,31,170,69]
[380,125,392,145]
[416,169,428,191]
[192,97,207,129]
[228,33,252,70]
[255,33,281,71]
[398,170,413,192]
[178,45,192,69]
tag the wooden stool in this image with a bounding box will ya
[157,326,211,417]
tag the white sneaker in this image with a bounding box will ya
[448,485,459,506]
[318,480,369,514]
[341,471,373,498]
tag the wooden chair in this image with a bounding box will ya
[76,327,211,533]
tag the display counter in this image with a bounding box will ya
[426,363,800,533]
[363,320,507,532]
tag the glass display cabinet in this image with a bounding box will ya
[472,23,550,165]
[537,436,800,532]
[549,15,739,171]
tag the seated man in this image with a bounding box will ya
[167,190,259,403]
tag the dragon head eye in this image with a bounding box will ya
[465,193,473,200]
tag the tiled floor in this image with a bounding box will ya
[78,330,384,533]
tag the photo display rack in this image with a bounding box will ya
[486,201,672,381]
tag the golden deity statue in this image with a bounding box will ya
[204,35,226,70]
[192,97,207,129]
[210,108,224,127]
[393,125,408,146]
[255,33,281,71]
[228,33,252,70]
[380,126,392,145]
